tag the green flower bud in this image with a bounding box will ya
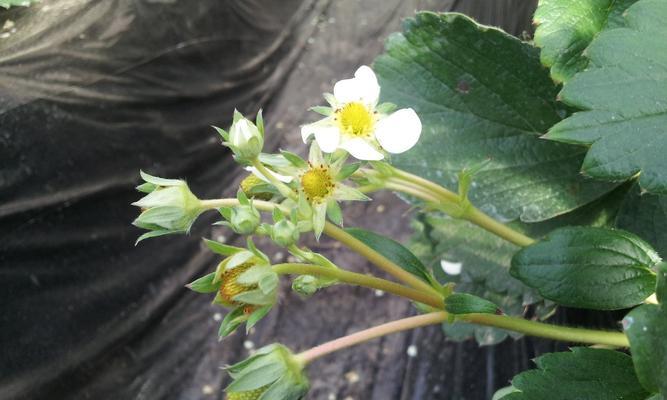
[271,219,299,247]
[225,344,308,400]
[228,116,263,161]
[240,174,273,201]
[132,171,203,243]
[291,275,319,297]
[230,205,261,235]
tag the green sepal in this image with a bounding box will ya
[212,125,229,140]
[186,272,218,293]
[309,106,333,116]
[246,305,273,333]
[326,200,343,226]
[375,102,397,114]
[336,162,361,181]
[219,307,248,339]
[256,109,265,138]
[280,149,308,168]
[203,238,243,256]
[445,293,500,315]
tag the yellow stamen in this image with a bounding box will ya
[336,102,374,137]
[301,165,334,203]
[219,263,257,305]
[226,386,268,400]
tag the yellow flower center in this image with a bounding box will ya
[336,102,374,137]
[301,166,334,203]
[219,262,257,306]
[226,386,267,400]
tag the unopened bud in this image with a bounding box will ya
[229,117,263,161]
[292,275,319,297]
[240,174,273,201]
[230,205,261,235]
[271,219,299,247]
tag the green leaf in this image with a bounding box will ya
[623,304,667,394]
[507,347,650,400]
[413,185,630,344]
[186,272,218,293]
[374,11,615,223]
[445,293,500,315]
[656,262,667,304]
[511,226,659,310]
[616,183,667,258]
[545,0,667,194]
[345,227,438,287]
[534,0,639,83]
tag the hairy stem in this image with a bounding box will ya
[388,169,535,247]
[296,311,629,365]
[461,313,629,348]
[296,312,448,364]
[273,263,442,309]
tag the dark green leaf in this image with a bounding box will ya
[545,0,667,194]
[413,185,629,344]
[508,347,649,400]
[511,227,659,310]
[186,272,218,293]
[534,0,639,82]
[616,183,667,258]
[656,262,667,304]
[445,293,499,315]
[345,227,437,287]
[624,304,667,394]
[374,11,615,223]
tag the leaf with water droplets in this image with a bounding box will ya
[374,12,615,222]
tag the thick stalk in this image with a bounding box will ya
[323,223,442,298]
[296,311,629,365]
[296,312,448,364]
[273,263,442,309]
[462,314,629,348]
[389,170,535,247]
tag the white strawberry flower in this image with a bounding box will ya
[300,65,422,161]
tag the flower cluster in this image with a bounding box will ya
[132,65,423,399]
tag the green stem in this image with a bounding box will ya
[464,207,534,247]
[384,180,441,203]
[389,169,535,247]
[461,313,629,348]
[295,311,629,365]
[250,158,296,199]
[273,263,442,309]
[323,223,443,299]
[296,312,448,364]
[201,197,441,297]
[392,168,460,203]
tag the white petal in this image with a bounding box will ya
[312,125,341,153]
[333,65,380,105]
[339,138,384,161]
[375,108,422,154]
[245,166,293,183]
[440,259,462,275]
